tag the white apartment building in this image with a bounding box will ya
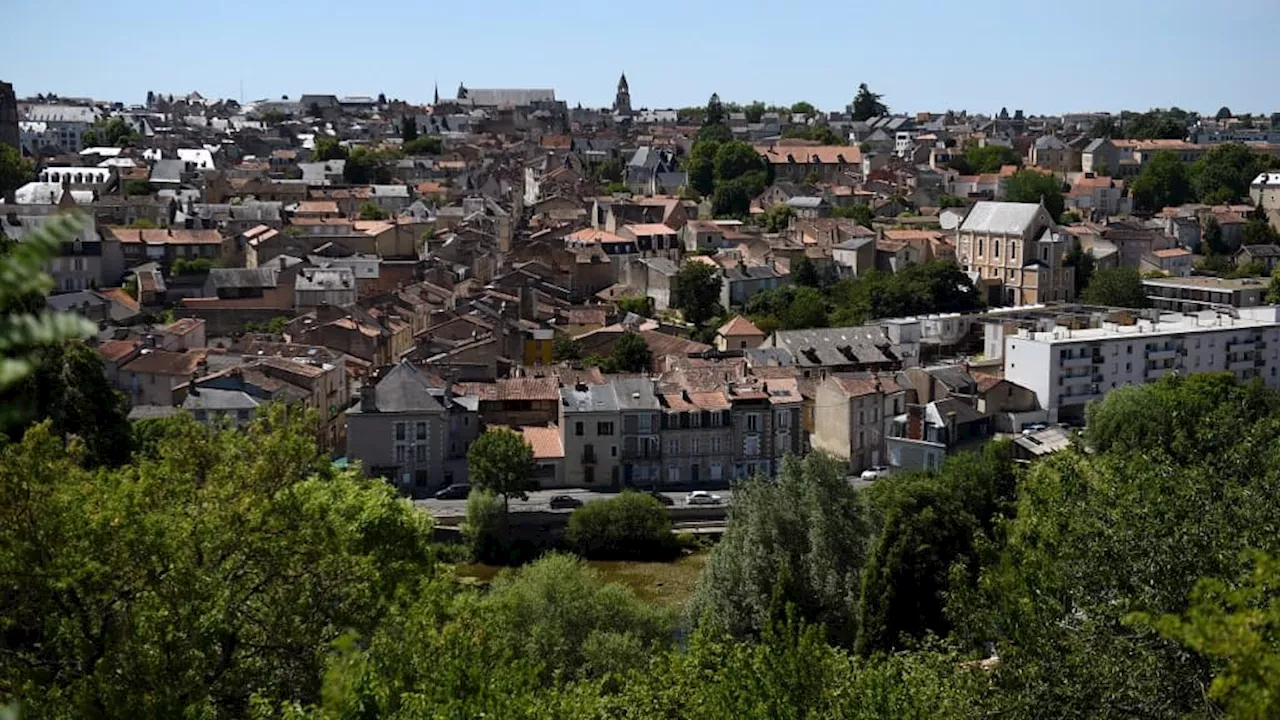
[1005,307,1280,423]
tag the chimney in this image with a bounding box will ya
[189,372,199,395]
[907,404,923,440]
[361,382,378,412]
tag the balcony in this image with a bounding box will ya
[1146,348,1178,361]
[1229,359,1255,372]
[1228,340,1256,353]
[1146,366,1177,380]
[1061,372,1092,386]
[581,449,598,464]
[1061,355,1092,369]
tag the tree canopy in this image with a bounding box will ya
[0,144,34,198]
[950,144,1019,175]
[851,83,888,122]
[1003,169,1065,221]
[673,260,724,328]
[466,428,536,511]
[611,331,652,372]
[1080,265,1150,308]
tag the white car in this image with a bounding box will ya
[860,466,892,481]
[685,490,723,505]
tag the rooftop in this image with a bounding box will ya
[1016,309,1279,344]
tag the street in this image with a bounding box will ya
[415,487,737,517]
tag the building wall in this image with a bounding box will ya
[560,409,622,488]
[347,411,448,493]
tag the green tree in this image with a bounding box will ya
[466,427,536,514]
[1130,150,1193,212]
[1088,116,1120,139]
[851,82,888,122]
[783,286,830,329]
[1080,265,1149,307]
[856,442,1017,655]
[1215,106,1234,120]
[692,453,869,647]
[401,135,442,155]
[0,407,436,717]
[0,214,96,396]
[596,157,623,183]
[760,203,793,232]
[1059,210,1083,224]
[790,101,816,116]
[711,177,753,218]
[1003,169,1065,220]
[358,201,386,220]
[1136,552,1280,720]
[832,203,875,227]
[313,136,348,162]
[0,144,34,198]
[1243,219,1280,245]
[400,114,418,141]
[939,194,967,209]
[1191,143,1278,204]
[123,179,153,195]
[1064,244,1096,294]
[673,259,723,327]
[826,262,984,326]
[713,141,768,184]
[1,341,132,467]
[1268,267,1280,304]
[952,144,1019,175]
[685,139,719,196]
[743,101,766,124]
[611,331,652,372]
[615,294,650,316]
[704,92,725,127]
[566,491,675,560]
[1200,213,1227,255]
[791,255,821,287]
[551,335,582,362]
[462,487,510,563]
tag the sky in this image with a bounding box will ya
[5,0,1278,117]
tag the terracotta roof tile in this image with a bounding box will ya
[520,425,564,459]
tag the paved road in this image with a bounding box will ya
[415,477,879,517]
[415,487,736,516]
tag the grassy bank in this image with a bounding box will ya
[455,551,708,608]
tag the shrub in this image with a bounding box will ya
[567,491,677,560]
[462,488,509,564]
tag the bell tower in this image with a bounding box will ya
[613,73,632,115]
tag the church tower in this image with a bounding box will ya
[613,73,632,115]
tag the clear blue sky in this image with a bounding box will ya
[5,0,1277,116]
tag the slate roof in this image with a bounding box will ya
[150,159,184,184]
[362,362,445,413]
[770,326,893,366]
[209,267,278,289]
[182,388,261,412]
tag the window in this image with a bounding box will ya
[691,438,700,454]
[597,421,614,436]
[746,413,760,431]
[744,436,760,457]
[669,438,680,455]
[1009,242,1016,259]
[415,421,427,440]
[575,421,584,436]
[977,238,984,257]
[857,431,865,447]
[710,463,723,480]
[415,444,427,462]
[611,445,617,457]
[395,422,406,441]
[668,466,680,484]
[690,412,700,428]
[395,445,406,463]
[711,436,722,453]
[1041,247,1049,261]
[777,410,791,429]
[993,240,1000,258]
[858,410,865,425]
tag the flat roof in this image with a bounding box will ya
[1142,276,1269,292]
[1015,311,1278,344]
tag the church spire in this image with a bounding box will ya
[613,72,632,115]
[433,82,439,105]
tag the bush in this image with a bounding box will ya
[123,179,153,196]
[462,489,509,564]
[567,491,677,560]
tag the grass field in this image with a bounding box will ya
[455,551,709,608]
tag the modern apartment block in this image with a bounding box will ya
[1142,275,1269,313]
[1004,307,1280,423]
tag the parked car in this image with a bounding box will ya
[549,494,584,510]
[647,490,675,506]
[859,466,892,481]
[685,490,723,505]
[433,483,471,500]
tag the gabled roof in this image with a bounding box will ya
[364,361,444,413]
[717,315,763,337]
[959,201,1045,235]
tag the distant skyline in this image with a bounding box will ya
[5,0,1278,117]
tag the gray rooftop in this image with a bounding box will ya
[560,383,619,413]
[150,159,184,184]
[209,267,278,289]
[959,201,1045,236]
[357,362,445,414]
[296,267,355,291]
[769,325,893,366]
[182,388,261,412]
[612,377,660,411]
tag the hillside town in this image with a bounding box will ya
[4,77,1280,497]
